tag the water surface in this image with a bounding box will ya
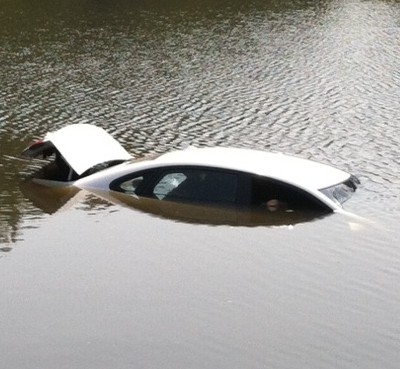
[1,0,400,368]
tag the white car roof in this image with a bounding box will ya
[152,147,350,190]
[44,124,132,175]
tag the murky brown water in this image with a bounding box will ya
[1,0,400,368]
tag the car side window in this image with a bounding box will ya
[152,169,239,205]
[119,176,144,195]
[153,173,187,199]
[251,176,328,211]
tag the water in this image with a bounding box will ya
[1,0,400,367]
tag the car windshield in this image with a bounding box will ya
[319,175,360,206]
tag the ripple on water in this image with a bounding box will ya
[1,2,400,369]
[0,0,399,229]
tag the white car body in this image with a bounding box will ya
[23,124,359,212]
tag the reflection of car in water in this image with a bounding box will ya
[20,183,330,227]
[22,124,360,225]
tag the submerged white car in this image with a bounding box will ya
[23,124,359,214]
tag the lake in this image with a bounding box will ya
[1,0,400,368]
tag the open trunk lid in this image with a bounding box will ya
[22,124,132,176]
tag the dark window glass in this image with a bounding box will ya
[251,176,329,211]
[119,176,144,195]
[152,169,239,205]
[110,169,157,195]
